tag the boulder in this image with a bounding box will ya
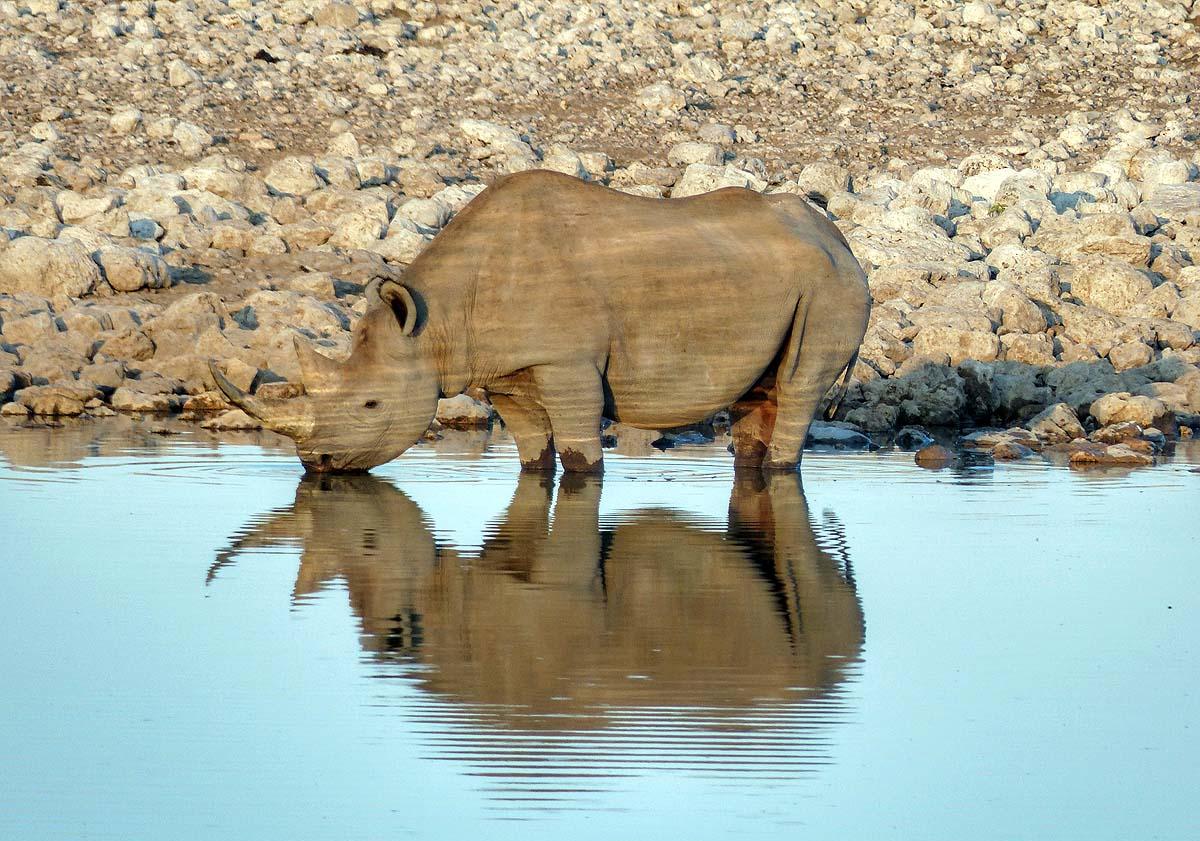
[961,167,1019,202]
[110,387,180,413]
[635,82,686,115]
[200,409,262,430]
[957,360,1052,423]
[15,382,101,416]
[182,391,233,414]
[914,444,954,469]
[97,328,155,361]
[798,162,851,203]
[992,441,1035,460]
[1031,213,1150,265]
[1132,381,1190,414]
[1,311,60,346]
[436,394,494,429]
[0,368,19,400]
[1027,403,1086,443]
[0,237,102,302]
[1088,422,1145,444]
[328,212,386,250]
[1088,392,1169,428]
[667,142,723,168]
[1068,255,1154,314]
[671,164,767,198]
[1173,292,1200,330]
[981,282,1046,335]
[370,219,432,264]
[845,362,966,430]
[908,306,993,334]
[847,208,974,270]
[172,122,213,158]
[912,326,1000,365]
[1137,183,1200,223]
[234,291,349,337]
[395,198,450,230]
[1001,333,1056,366]
[264,157,325,197]
[1108,340,1154,372]
[1045,360,1123,414]
[540,145,590,180]
[1067,443,1154,467]
[314,2,360,28]
[1170,369,1200,412]
[961,427,1041,450]
[805,421,873,450]
[19,346,89,382]
[95,246,171,292]
[1059,305,1124,357]
[57,190,117,225]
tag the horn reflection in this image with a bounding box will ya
[211,472,864,805]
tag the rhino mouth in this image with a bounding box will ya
[305,453,336,473]
[301,452,370,475]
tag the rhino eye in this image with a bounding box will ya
[364,400,380,409]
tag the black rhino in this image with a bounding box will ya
[212,170,870,473]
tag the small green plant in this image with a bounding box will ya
[988,203,1007,216]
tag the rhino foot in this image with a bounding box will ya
[559,448,604,474]
[519,443,558,473]
[760,458,801,473]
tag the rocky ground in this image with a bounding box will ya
[3,0,1200,467]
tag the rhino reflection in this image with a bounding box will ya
[212,472,863,790]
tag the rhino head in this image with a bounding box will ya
[211,279,441,473]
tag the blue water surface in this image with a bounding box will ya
[1,418,1196,840]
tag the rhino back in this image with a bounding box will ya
[407,172,850,423]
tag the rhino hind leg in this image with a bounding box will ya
[489,391,556,472]
[531,363,605,474]
[730,377,778,468]
[763,280,869,471]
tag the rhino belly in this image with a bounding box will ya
[601,289,797,427]
[604,348,777,428]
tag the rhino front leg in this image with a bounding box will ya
[531,363,605,473]
[489,391,556,472]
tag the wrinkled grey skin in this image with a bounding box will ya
[212,170,870,474]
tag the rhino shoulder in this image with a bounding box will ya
[764,192,850,249]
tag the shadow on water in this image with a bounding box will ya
[210,471,865,808]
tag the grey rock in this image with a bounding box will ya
[1027,403,1086,443]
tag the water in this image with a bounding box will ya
[1,418,1197,840]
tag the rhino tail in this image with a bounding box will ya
[823,347,860,421]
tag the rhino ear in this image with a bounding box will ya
[372,279,420,336]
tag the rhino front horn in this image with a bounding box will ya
[209,361,315,440]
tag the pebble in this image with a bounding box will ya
[915,444,954,469]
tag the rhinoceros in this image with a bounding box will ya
[211,169,870,473]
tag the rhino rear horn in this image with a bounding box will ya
[293,335,341,393]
